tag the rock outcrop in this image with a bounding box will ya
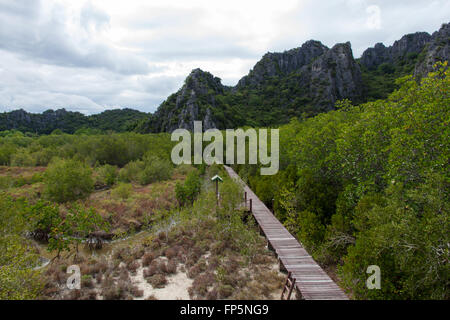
[415,23,450,77]
[146,69,226,132]
[306,42,363,108]
[237,40,328,88]
[360,32,432,69]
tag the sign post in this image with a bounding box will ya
[211,175,223,205]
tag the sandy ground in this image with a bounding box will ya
[130,258,193,300]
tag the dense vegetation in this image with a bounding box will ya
[235,63,449,299]
[0,131,179,299]
[0,108,149,134]
[358,51,423,101]
[0,58,448,299]
[0,140,284,300]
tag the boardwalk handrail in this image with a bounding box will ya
[224,165,349,300]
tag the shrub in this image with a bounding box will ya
[147,274,167,288]
[142,253,155,267]
[119,161,142,183]
[43,159,94,203]
[0,195,43,299]
[118,155,172,185]
[175,170,201,206]
[112,183,133,200]
[10,150,36,167]
[166,259,177,274]
[97,164,118,186]
[138,155,173,185]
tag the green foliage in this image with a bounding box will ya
[119,155,173,185]
[97,164,118,186]
[138,155,173,185]
[175,170,201,206]
[26,200,61,241]
[238,62,450,299]
[43,159,94,203]
[0,195,43,299]
[0,108,149,134]
[358,53,421,101]
[64,204,110,253]
[112,183,133,200]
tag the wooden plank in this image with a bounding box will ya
[224,165,349,300]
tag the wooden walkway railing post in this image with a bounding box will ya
[244,191,247,208]
[224,165,348,300]
[281,271,296,300]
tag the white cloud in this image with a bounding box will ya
[366,5,382,30]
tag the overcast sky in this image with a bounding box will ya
[0,0,448,114]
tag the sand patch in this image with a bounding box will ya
[130,259,193,300]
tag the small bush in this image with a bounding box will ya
[81,275,94,288]
[127,260,140,273]
[130,286,144,298]
[187,259,207,279]
[218,284,233,298]
[112,183,133,200]
[138,155,173,185]
[147,274,167,288]
[43,158,94,203]
[118,155,172,185]
[119,161,142,183]
[97,164,118,186]
[164,247,177,259]
[175,170,201,206]
[142,253,155,267]
[166,259,177,274]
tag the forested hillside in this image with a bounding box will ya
[233,63,449,299]
[0,108,148,134]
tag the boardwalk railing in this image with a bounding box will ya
[224,165,349,300]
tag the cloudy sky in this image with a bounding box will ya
[0,0,448,114]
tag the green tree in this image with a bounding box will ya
[44,159,94,203]
[0,195,43,299]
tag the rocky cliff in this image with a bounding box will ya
[360,32,432,69]
[137,69,226,133]
[415,23,450,77]
[140,40,364,132]
[236,40,328,88]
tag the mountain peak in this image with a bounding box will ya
[361,31,432,69]
[237,39,328,88]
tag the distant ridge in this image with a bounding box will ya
[0,108,148,134]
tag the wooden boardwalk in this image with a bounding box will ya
[224,165,349,300]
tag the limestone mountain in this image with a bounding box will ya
[2,22,449,134]
[358,22,449,101]
[135,40,364,132]
[415,23,450,77]
[236,40,329,88]
[133,69,227,133]
[360,32,432,70]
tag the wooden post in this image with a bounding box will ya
[249,198,252,213]
[211,175,223,206]
[215,180,219,205]
[244,192,247,209]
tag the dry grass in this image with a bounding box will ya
[33,165,285,300]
